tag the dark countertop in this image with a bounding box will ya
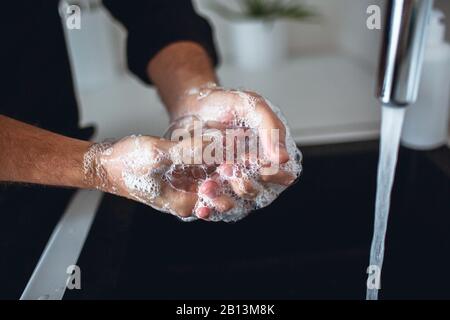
[65,141,450,299]
[1,141,448,299]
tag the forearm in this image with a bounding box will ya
[147,41,218,120]
[0,115,92,188]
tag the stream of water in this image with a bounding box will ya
[366,105,406,300]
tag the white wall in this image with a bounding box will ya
[68,0,450,89]
[194,0,385,69]
[435,0,450,41]
[333,0,385,70]
[194,0,342,61]
[195,0,449,70]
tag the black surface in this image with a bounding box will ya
[63,141,450,300]
[1,1,216,137]
[2,141,448,299]
[0,186,75,299]
[0,126,94,300]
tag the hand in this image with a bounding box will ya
[171,85,299,200]
[84,135,234,219]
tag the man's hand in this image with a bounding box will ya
[86,135,234,219]
[1,40,300,222]
[170,85,297,200]
[0,115,235,220]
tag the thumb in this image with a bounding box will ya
[257,104,289,164]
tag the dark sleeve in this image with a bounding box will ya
[103,0,219,85]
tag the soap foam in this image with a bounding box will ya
[165,91,302,222]
[83,90,302,222]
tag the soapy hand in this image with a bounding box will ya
[84,135,235,219]
[84,87,302,222]
[171,84,300,200]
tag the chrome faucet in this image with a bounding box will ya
[377,0,434,107]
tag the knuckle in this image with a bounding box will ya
[176,206,193,218]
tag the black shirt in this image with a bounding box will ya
[0,0,218,138]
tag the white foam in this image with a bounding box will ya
[84,90,302,222]
[166,91,302,222]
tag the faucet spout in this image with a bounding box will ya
[377,0,434,107]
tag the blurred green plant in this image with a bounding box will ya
[210,0,315,22]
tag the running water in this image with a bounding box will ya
[366,105,406,300]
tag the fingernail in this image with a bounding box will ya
[221,165,233,177]
[286,175,296,186]
[199,180,219,199]
[204,189,218,199]
[197,207,210,219]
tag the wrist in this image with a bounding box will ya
[147,41,218,119]
[46,139,96,190]
[82,141,112,191]
[82,136,172,195]
[170,82,218,121]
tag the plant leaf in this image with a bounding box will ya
[210,0,316,22]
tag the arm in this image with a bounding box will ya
[0,115,91,188]
[103,1,299,219]
[147,41,217,119]
[103,0,219,119]
[146,43,295,203]
[0,115,229,218]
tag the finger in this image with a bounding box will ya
[199,179,220,198]
[260,169,296,186]
[199,179,235,213]
[160,182,198,218]
[212,195,234,213]
[196,206,211,220]
[254,100,290,164]
[229,178,258,200]
[218,164,258,200]
[166,165,206,193]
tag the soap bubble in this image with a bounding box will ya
[83,89,302,222]
[164,92,303,222]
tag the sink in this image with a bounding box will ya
[61,141,450,299]
[1,140,448,299]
